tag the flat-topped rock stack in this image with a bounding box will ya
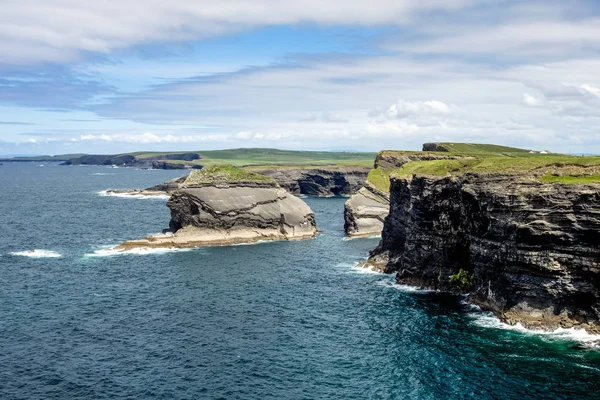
[116,166,318,250]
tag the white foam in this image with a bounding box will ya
[471,311,600,348]
[91,173,115,176]
[230,240,271,247]
[9,249,62,258]
[98,190,170,200]
[333,261,384,275]
[342,235,381,241]
[350,262,382,274]
[85,245,191,257]
[378,281,435,293]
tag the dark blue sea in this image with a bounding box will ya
[1,162,599,399]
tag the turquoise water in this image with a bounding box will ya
[1,162,599,399]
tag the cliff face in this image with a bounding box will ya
[110,166,370,198]
[116,167,317,249]
[368,174,600,332]
[343,186,389,237]
[343,151,467,237]
[248,166,370,196]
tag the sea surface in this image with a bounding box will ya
[1,162,599,399]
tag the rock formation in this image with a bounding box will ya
[116,166,318,250]
[343,151,468,237]
[343,186,389,237]
[62,153,202,169]
[106,177,187,197]
[248,166,369,196]
[108,166,370,198]
[367,173,600,333]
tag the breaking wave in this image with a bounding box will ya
[9,249,62,258]
[98,190,170,200]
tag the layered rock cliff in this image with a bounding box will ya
[108,166,370,198]
[62,153,202,169]
[367,173,600,333]
[343,186,389,237]
[343,151,468,237]
[249,166,370,196]
[116,166,317,249]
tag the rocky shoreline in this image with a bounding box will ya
[366,173,600,333]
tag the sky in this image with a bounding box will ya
[1,0,600,155]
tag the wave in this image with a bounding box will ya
[85,245,192,257]
[91,173,115,176]
[470,309,600,348]
[97,190,170,200]
[342,235,381,241]
[350,262,382,275]
[376,280,435,293]
[334,261,384,275]
[9,249,62,258]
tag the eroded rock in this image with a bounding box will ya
[367,173,600,333]
[116,167,318,249]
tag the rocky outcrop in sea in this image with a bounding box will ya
[116,166,318,250]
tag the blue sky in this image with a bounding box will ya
[2,0,600,155]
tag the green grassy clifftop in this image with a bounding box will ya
[366,144,600,191]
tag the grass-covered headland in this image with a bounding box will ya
[366,143,600,192]
[135,148,377,167]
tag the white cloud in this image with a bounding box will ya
[0,0,475,64]
[579,84,600,98]
[75,132,228,144]
[523,93,543,106]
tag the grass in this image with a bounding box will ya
[450,269,474,290]
[367,167,393,192]
[183,165,276,185]
[540,174,600,184]
[395,155,600,177]
[171,148,376,167]
[426,142,533,154]
[367,145,600,192]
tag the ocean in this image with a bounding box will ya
[1,162,599,399]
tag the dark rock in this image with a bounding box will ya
[249,166,370,196]
[367,173,600,332]
[422,143,450,152]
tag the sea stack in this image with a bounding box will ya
[116,165,318,249]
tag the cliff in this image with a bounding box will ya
[116,166,317,250]
[366,153,600,333]
[343,150,468,237]
[108,166,370,198]
[62,153,202,169]
[247,166,370,196]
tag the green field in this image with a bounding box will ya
[426,142,533,155]
[157,148,377,167]
[366,144,600,191]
